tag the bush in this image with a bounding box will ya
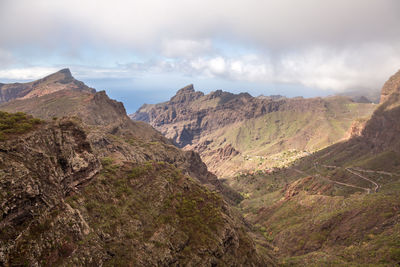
[0,111,42,140]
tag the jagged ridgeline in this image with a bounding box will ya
[130,84,376,177]
[0,69,275,266]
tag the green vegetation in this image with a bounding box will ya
[227,145,400,266]
[226,99,400,265]
[354,150,400,171]
[65,160,228,265]
[195,98,375,177]
[0,111,42,140]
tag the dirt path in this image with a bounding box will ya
[319,164,380,193]
[293,168,371,193]
[350,167,395,177]
[345,168,380,193]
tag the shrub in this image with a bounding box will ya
[0,111,42,140]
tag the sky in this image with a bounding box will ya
[1,0,400,113]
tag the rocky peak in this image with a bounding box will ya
[28,68,74,88]
[380,69,400,103]
[44,68,73,81]
[170,84,204,104]
[58,68,72,76]
[177,84,195,94]
[207,89,232,100]
[209,89,223,98]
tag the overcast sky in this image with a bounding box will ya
[1,0,400,112]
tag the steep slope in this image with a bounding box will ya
[0,71,273,265]
[227,69,400,266]
[130,85,376,177]
[0,69,95,103]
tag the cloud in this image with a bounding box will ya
[2,43,399,93]
[1,0,399,49]
[161,39,213,58]
[0,67,59,80]
[189,56,272,81]
[0,49,15,68]
[178,44,400,91]
[0,0,399,92]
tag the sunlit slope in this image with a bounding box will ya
[136,88,376,177]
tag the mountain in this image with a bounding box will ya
[0,70,274,266]
[0,69,95,103]
[130,85,376,177]
[339,89,381,104]
[227,69,400,266]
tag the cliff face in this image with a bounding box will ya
[131,85,272,148]
[0,118,101,265]
[131,85,376,177]
[0,70,273,266]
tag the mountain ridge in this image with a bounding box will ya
[130,85,376,177]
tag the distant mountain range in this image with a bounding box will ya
[130,85,376,177]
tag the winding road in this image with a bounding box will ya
[345,168,380,193]
[293,168,371,193]
[294,162,384,194]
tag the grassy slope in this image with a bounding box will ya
[201,97,375,177]
[228,162,400,266]
[65,160,232,266]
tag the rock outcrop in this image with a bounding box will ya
[0,118,101,265]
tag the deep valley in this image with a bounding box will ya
[0,68,399,266]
